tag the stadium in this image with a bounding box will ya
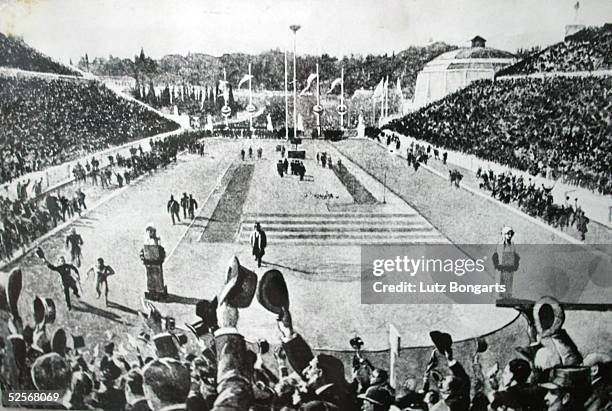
[0,1,611,410]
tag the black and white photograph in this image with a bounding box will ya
[0,0,611,409]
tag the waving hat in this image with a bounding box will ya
[0,268,23,318]
[33,296,56,325]
[429,331,453,355]
[152,332,180,360]
[257,269,289,315]
[52,328,68,357]
[218,256,257,308]
[533,296,564,337]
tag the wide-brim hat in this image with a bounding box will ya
[52,328,67,356]
[31,353,71,390]
[257,269,289,315]
[33,296,56,325]
[193,297,218,333]
[218,256,257,308]
[534,296,564,337]
[0,268,22,317]
[429,331,453,354]
[540,366,591,392]
[357,386,392,406]
[153,332,179,359]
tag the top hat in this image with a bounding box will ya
[72,335,85,350]
[257,269,289,315]
[429,331,453,354]
[540,367,591,393]
[33,296,56,325]
[0,268,23,318]
[52,328,67,356]
[152,332,180,360]
[533,296,564,337]
[218,256,257,308]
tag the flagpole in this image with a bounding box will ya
[340,67,344,130]
[378,79,385,125]
[248,62,253,132]
[316,63,321,137]
[284,50,289,140]
[290,25,301,140]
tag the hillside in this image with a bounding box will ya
[81,42,457,97]
[0,32,81,76]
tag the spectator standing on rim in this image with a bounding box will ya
[493,226,520,300]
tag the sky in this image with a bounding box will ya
[0,0,611,63]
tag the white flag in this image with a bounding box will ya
[326,77,342,94]
[218,80,229,101]
[238,74,254,89]
[372,77,384,98]
[300,73,317,96]
[396,78,403,98]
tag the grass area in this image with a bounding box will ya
[200,163,254,242]
[332,162,378,204]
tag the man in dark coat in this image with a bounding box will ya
[250,222,267,268]
[167,195,181,225]
[65,228,83,268]
[40,254,81,310]
[180,193,189,219]
[277,307,356,410]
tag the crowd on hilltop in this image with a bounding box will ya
[0,133,196,263]
[386,76,612,195]
[1,261,611,411]
[498,24,612,76]
[0,32,80,76]
[0,75,179,185]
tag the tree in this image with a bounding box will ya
[146,80,157,106]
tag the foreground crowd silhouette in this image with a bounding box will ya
[1,259,610,411]
[0,74,178,185]
[386,76,612,195]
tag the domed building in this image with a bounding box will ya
[411,36,516,109]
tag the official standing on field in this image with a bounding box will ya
[250,222,267,268]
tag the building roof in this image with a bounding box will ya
[421,47,516,72]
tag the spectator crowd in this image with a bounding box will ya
[476,168,591,240]
[0,74,179,185]
[498,24,612,76]
[0,132,198,264]
[386,76,612,195]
